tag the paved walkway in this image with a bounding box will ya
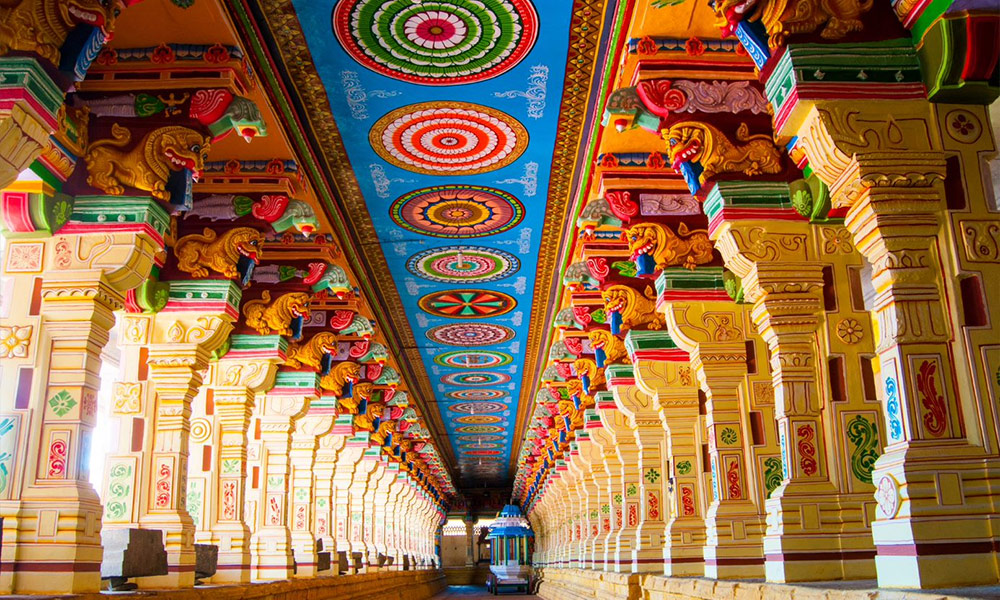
[432,585,534,599]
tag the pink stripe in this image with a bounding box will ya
[59,222,165,248]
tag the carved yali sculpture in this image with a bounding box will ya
[173,227,264,279]
[242,291,311,337]
[0,0,124,65]
[663,121,782,182]
[85,124,211,201]
[320,361,361,397]
[588,329,627,366]
[625,222,714,271]
[711,0,873,49]
[601,285,665,334]
[284,332,339,371]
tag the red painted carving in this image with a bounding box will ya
[268,495,281,525]
[349,339,370,359]
[726,459,741,500]
[605,191,638,221]
[680,485,695,516]
[329,309,355,330]
[555,362,574,380]
[647,491,660,520]
[221,479,237,521]
[647,152,666,170]
[155,462,172,508]
[602,517,611,533]
[587,257,609,280]
[47,438,68,478]
[303,262,327,286]
[796,424,818,476]
[365,362,383,382]
[917,360,948,437]
[251,195,290,223]
[564,337,583,356]
[189,89,232,124]
[571,306,592,326]
[637,80,687,117]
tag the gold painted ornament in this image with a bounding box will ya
[173,227,264,279]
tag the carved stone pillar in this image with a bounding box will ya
[371,459,398,569]
[630,333,706,577]
[589,395,627,570]
[0,197,166,594]
[787,99,1000,587]
[198,341,281,583]
[249,375,312,581]
[313,417,350,573]
[332,435,366,572]
[661,295,767,579]
[0,58,64,190]
[606,364,667,573]
[348,444,379,571]
[289,412,334,577]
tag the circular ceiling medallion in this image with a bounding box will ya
[441,372,510,386]
[446,389,507,400]
[463,449,503,456]
[420,289,515,319]
[333,0,538,85]
[460,442,502,449]
[435,350,513,369]
[391,186,524,238]
[428,323,515,347]
[455,425,503,434]
[457,434,503,442]
[370,102,528,175]
[448,401,507,414]
[455,414,503,425]
[407,246,519,284]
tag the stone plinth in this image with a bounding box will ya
[195,544,218,581]
[100,528,168,581]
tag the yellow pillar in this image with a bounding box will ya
[289,412,334,577]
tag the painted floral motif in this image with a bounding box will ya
[447,390,507,400]
[626,482,638,497]
[448,402,507,414]
[435,350,512,368]
[644,468,661,484]
[221,479,238,521]
[836,318,863,344]
[370,102,528,175]
[104,463,133,521]
[719,426,739,446]
[796,424,819,476]
[47,436,68,478]
[334,0,538,85]
[407,246,519,283]
[613,493,623,504]
[763,456,782,497]
[0,325,32,359]
[846,415,880,485]
[627,503,638,527]
[647,491,661,520]
[441,371,510,386]
[885,377,903,441]
[155,461,173,508]
[875,475,899,518]
[916,359,948,437]
[680,485,696,516]
[726,458,741,499]
[391,186,524,238]
[48,390,77,418]
[419,289,516,318]
[675,460,692,475]
[427,323,515,347]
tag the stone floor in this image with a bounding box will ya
[432,585,534,599]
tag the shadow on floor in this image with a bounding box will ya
[433,584,535,599]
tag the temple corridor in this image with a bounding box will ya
[2,0,1000,598]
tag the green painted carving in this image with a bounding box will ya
[135,276,169,313]
[626,483,638,497]
[846,415,880,485]
[675,460,692,475]
[720,427,738,446]
[104,463,133,521]
[723,270,744,304]
[48,390,76,417]
[789,175,833,223]
[763,457,782,498]
[611,260,636,278]
[644,468,661,484]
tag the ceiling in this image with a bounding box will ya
[276,0,587,485]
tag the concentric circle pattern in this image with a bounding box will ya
[446,389,507,400]
[457,434,503,442]
[333,0,538,85]
[428,323,514,346]
[370,102,528,175]
[448,401,507,414]
[407,246,519,283]
[419,289,515,318]
[464,450,502,456]
[456,415,502,425]
[435,350,513,368]
[455,425,503,434]
[391,186,524,238]
[441,372,510,386]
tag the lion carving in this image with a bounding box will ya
[85,124,211,201]
[354,401,384,433]
[284,332,338,371]
[625,222,714,271]
[588,329,627,365]
[320,361,360,397]
[712,0,873,49]
[663,121,782,183]
[173,227,264,279]
[0,0,124,65]
[601,285,665,332]
[242,291,311,337]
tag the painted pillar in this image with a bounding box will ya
[661,294,767,579]
[289,412,334,577]
[348,445,379,570]
[590,393,626,570]
[763,41,1000,587]
[198,339,282,583]
[0,196,166,594]
[249,374,312,581]
[372,458,399,569]
[313,417,351,573]
[629,332,707,577]
[606,364,666,573]
[135,282,237,589]
[0,58,64,190]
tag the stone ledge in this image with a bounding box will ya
[535,568,1000,600]
[12,569,446,600]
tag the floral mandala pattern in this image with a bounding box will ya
[447,401,507,414]
[407,246,519,283]
[419,289,516,318]
[441,372,511,386]
[435,350,513,368]
[333,0,538,85]
[427,323,515,346]
[370,102,528,174]
[391,186,524,238]
[455,425,504,434]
